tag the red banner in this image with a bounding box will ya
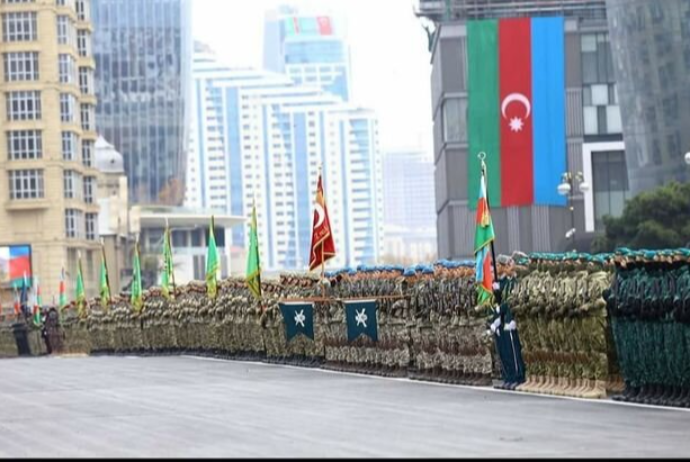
[309,174,336,271]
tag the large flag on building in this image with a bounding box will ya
[467,16,566,209]
[344,300,378,343]
[246,202,262,300]
[160,222,175,300]
[206,216,219,299]
[75,257,86,316]
[309,173,336,271]
[279,302,314,341]
[131,242,143,312]
[99,247,111,310]
[475,161,496,308]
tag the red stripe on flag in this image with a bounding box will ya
[482,250,494,292]
[499,18,534,206]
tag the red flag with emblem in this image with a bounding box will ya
[309,173,336,271]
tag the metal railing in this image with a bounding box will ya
[416,0,607,21]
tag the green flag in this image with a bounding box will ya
[131,242,143,312]
[75,257,86,317]
[246,203,261,300]
[161,223,175,300]
[206,216,219,299]
[99,247,111,310]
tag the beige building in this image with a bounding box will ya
[0,0,99,306]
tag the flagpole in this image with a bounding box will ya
[478,153,499,285]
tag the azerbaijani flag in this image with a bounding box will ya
[467,16,566,209]
[0,245,31,288]
[474,161,495,307]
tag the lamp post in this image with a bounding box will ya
[557,171,590,252]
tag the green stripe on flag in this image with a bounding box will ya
[468,19,501,210]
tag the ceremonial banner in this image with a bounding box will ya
[309,173,336,271]
[206,216,219,299]
[475,160,496,307]
[279,302,314,341]
[344,300,378,342]
[246,203,262,300]
[468,16,566,208]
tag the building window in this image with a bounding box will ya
[83,176,94,203]
[7,130,41,160]
[592,150,630,230]
[62,131,78,160]
[58,53,76,83]
[65,209,83,239]
[80,103,94,131]
[85,213,97,240]
[443,97,467,143]
[2,12,37,42]
[78,67,93,94]
[3,51,38,81]
[583,83,622,135]
[56,15,75,46]
[75,0,89,21]
[6,90,41,120]
[3,0,36,3]
[60,93,76,122]
[63,169,82,200]
[9,169,43,199]
[81,139,93,167]
[77,30,90,57]
[581,33,614,85]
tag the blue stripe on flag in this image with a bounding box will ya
[531,17,566,206]
[475,247,487,283]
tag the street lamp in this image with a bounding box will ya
[558,171,589,252]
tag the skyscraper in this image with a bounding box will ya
[186,44,382,271]
[91,0,192,205]
[264,6,351,102]
[0,0,101,301]
[606,0,690,194]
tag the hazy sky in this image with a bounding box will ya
[192,0,434,157]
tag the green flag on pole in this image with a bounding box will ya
[75,256,86,317]
[131,241,143,312]
[161,221,175,300]
[206,216,219,299]
[246,202,261,300]
[99,246,111,310]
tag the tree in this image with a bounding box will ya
[592,181,690,253]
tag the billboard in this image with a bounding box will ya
[0,244,32,288]
[283,16,333,36]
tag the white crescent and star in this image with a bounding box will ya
[501,92,531,133]
[314,202,325,228]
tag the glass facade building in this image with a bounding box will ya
[606,0,690,194]
[91,0,192,205]
[263,6,351,102]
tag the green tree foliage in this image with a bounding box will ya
[592,181,690,252]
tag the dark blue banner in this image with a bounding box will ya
[279,302,314,342]
[345,300,378,343]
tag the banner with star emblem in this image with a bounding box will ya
[344,300,378,343]
[279,302,314,341]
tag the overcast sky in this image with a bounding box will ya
[192,0,434,157]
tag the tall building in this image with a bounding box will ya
[90,0,192,205]
[0,0,100,303]
[417,0,628,258]
[264,6,351,102]
[381,150,437,263]
[606,0,690,194]
[185,44,382,272]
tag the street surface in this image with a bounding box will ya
[1,356,689,458]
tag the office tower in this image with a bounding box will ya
[91,0,192,205]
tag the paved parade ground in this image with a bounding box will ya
[1,356,689,458]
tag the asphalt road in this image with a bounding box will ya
[1,356,689,458]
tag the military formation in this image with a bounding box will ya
[608,248,690,407]
[1,248,689,408]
